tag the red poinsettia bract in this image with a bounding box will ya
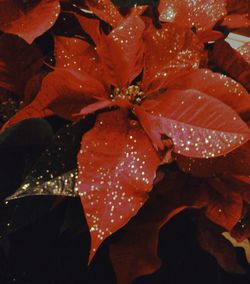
[158,0,250,43]
[158,0,227,32]
[0,0,60,44]
[212,40,250,91]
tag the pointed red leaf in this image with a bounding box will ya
[74,13,101,44]
[109,220,161,284]
[222,14,250,29]
[158,0,227,31]
[238,42,250,64]
[226,0,249,14]
[140,89,250,158]
[54,36,105,82]
[167,69,250,117]
[0,0,60,44]
[55,36,90,69]
[96,15,145,88]
[0,34,43,96]
[85,0,123,27]
[2,68,104,131]
[211,40,250,91]
[222,175,250,204]
[130,5,148,16]
[77,110,160,261]
[23,73,46,106]
[205,178,243,230]
[78,100,115,116]
[197,30,225,44]
[142,23,203,94]
[231,204,250,242]
[232,175,250,187]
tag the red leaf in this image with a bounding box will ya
[231,204,250,242]
[222,175,250,204]
[2,68,104,131]
[54,36,90,69]
[226,0,249,14]
[167,68,250,118]
[77,110,160,261]
[85,0,123,27]
[74,13,101,44]
[54,36,105,82]
[96,15,145,88]
[78,100,115,116]
[130,5,148,16]
[140,89,250,158]
[222,14,250,29]
[23,73,46,106]
[158,0,227,32]
[197,30,225,44]
[197,217,244,273]
[0,0,60,44]
[109,223,161,284]
[142,23,203,94]
[211,40,250,91]
[238,42,250,64]
[232,175,250,186]
[205,178,243,230]
[0,34,43,96]
[175,141,250,177]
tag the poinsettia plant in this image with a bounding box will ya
[0,1,250,283]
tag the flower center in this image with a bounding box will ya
[109,85,144,105]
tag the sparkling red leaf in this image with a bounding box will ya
[54,36,105,82]
[96,15,145,88]
[222,14,250,29]
[211,39,250,91]
[142,23,203,94]
[167,68,250,118]
[158,0,227,31]
[238,42,250,64]
[77,110,160,261]
[139,89,250,158]
[85,0,123,27]
[174,141,250,177]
